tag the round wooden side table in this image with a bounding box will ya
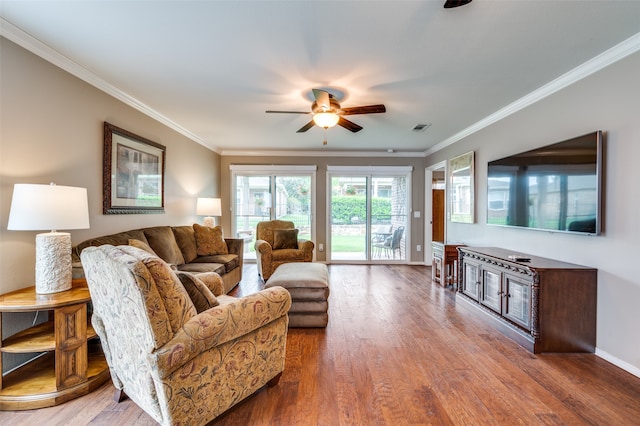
[0,279,110,410]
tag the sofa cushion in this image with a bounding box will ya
[128,239,158,256]
[172,225,198,263]
[193,224,228,256]
[119,246,196,333]
[177,262,226,276]
[273,228,299,250]
[143,226,186,266]
[175,272,219,313]
[74,229,149,260]
[191,254,239,273]
[272,248,308,262]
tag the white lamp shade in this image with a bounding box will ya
[313,112,340,128]
[8,183,90,231]
[196,197,222,216]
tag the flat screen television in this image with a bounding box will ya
[487,131,603,235]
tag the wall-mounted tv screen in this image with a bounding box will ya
[487,131,603,235]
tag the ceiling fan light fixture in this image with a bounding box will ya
[313,112,340,129]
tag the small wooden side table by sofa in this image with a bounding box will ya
[0,279,110,410]
[431,242,465,288]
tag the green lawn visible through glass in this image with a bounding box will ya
[331,235,365,252]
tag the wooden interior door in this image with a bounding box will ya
[432,189,445,242]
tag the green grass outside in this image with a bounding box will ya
[239,216,370,253]
[331,235,366,252]
[244,234,365,253]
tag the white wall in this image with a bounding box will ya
[426,51,640,375]
[0,38,221,371]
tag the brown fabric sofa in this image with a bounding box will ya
[73,225,243,293]
[254,220,314,281]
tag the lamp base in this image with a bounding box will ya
[35,232,72,294]
[203,216,215,227]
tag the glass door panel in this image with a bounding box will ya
[329,174,408,262]
[370,175,407,261]
[274,176,312,240]
[233,171,314,261]
[234,175,271,259]
[504,274,532,330]
[330,176,367,261]
[480,268,503,314]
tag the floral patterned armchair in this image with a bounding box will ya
[255,220,314,281]
[81,244,291,425]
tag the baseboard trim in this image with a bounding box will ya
[595,348,640,379]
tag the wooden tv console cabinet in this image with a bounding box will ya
[457,247,597,353]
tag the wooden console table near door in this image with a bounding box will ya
[431,242,465,287]
[0,279,109,410]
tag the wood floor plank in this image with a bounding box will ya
[1,264,639,425]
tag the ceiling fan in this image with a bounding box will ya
[266,88,386,133]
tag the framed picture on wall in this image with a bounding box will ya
[103,122,165,214]
[449,151,474,223]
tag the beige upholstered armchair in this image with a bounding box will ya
[81,244,291,426]
[255,220,314,281]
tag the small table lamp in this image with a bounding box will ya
[196,197,222,227]
[8,183,90,294]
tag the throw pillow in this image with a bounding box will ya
[273,228,299,250]
[193,223,228,256]
[171,226,198,263]
[143,226,186,266]
[128,239,158,256]
[176,272,219,313]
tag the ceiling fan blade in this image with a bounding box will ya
[341,104,386,115]
[296,120,316,133]
[337,117,363,133]
[312,89,331,111]
[266,110,311,114]
[444,0,472,8]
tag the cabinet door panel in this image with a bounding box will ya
[480,268,503,313]
[461,260,480,301]
[504,274,532,330]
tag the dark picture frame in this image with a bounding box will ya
[103,122,165,214]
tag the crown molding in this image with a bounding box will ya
[424,31,640,157]
[4,17,637,159]
[220,149,426,157]
[0,18,220,153]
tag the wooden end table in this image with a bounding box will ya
[431,242,465,288]
[0,279,110,410]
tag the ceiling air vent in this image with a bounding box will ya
[412,123,431,132]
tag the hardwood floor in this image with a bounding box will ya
[2,264,639,425]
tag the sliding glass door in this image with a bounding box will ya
[328,167,410,263]
[231,166,316,260]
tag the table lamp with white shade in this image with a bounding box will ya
[8,183,90,294]
[196,197,221,227]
